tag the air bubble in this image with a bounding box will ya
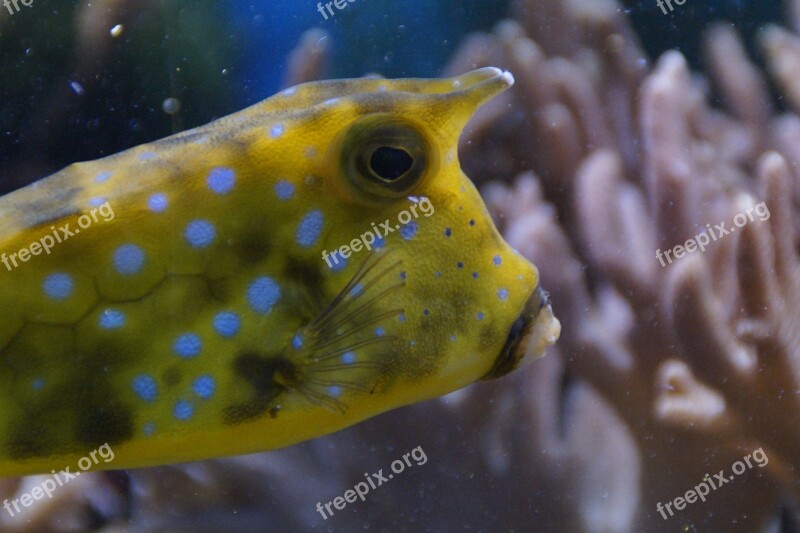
[70,81,85,95]
[163,97,181,115]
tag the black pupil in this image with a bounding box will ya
[369,146,413,181]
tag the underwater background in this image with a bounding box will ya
[1,0,800,531]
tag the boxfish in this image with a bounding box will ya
[0,67,560,475]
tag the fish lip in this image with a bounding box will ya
[482,286,561,380]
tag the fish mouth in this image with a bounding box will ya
[482,286,561,380]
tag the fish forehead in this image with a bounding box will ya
[0,69,543,473]
[0,79,453,241]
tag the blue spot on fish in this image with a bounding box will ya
[95,171,112,183]
[274,180,295,200]
[296,210,324,248]
[247,276,281,314]
[184,220,216,248]
[326,250,348,272]
[400,221,418,240]
[42,273,73,300]
[350,283,364,296]
[192,375,216,400]
[99,309,126,329]
[148,193,168,212]
[207,167,236,195]
[493,255,502,266]
[270,123,285,138]
[213,311,241,338]
[477,312,485,320]
[341,351,356,364]
[292,334,303,350]
[113,244,145,275]
[498,288,509,301]
[173,333,202,358]
[328,386,343,398]
[132,374,158,402]
[173,400,194,420]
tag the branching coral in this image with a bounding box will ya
[477,0,800,530]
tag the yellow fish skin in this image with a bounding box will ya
[0,67,560,476]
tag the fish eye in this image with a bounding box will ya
[341,114,430,204]
[369,146,413,181]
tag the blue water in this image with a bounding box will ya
[227,0,511,103]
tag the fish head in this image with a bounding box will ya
[264,68,562,408]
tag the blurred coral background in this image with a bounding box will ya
[1,0,799,531]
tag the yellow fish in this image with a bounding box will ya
[0,67,560,476]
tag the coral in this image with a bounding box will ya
[477,0,800,530]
